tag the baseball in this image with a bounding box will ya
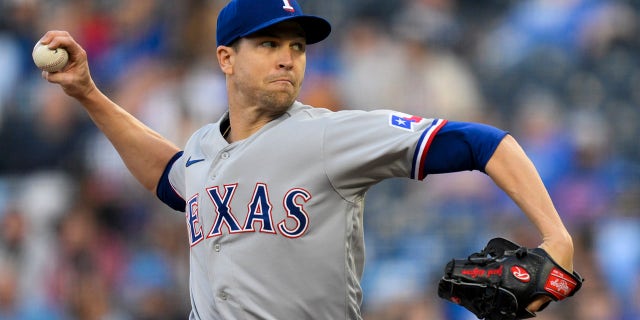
[32,42,69,72]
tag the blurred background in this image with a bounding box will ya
[0,0,639,319]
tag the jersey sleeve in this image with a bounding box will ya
[156,151,186,212]
[322,110,447,193]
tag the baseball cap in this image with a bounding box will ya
[216,0,332,46]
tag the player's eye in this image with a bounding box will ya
[260,41,277,48]
[292,42,306,52]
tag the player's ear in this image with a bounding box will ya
[216,45,234,75]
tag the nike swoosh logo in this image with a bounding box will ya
[186,157,205,167]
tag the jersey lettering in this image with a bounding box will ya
[282,0,294,12]
[187,194,204,246]
[207,184,243,237]
[243,183,276,234]
[189,183,312,242]
[278,188,311,238]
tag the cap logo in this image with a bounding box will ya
[282,0,295,12]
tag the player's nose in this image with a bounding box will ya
[276,47,296,70]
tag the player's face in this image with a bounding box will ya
[228,22,307,113]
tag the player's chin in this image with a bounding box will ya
[278,83,300,96]
[262,91,297,110]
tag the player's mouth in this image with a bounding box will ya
[267,73,296,86]
[270,78,294,86]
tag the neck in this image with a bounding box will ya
[224,102,291,143]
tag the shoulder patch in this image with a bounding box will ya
[389,112,425,132]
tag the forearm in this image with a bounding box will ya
[79,86,180,191]
[485,135,573,268]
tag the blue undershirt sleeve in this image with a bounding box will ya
[156,151,186,212]
[423,121,508,174]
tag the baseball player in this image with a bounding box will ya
[39,0,576,319]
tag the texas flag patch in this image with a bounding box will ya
[389,112,425,132]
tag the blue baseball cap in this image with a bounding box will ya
[216,0,331,46]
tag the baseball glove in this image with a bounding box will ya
[437,237,583,320]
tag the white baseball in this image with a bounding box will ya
[32,42,69,73]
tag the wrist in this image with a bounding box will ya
[540,231,574,271]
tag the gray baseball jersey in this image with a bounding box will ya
[166,101,446,319]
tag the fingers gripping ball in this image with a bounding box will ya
[32,42,69,73]
[437,238,584,320]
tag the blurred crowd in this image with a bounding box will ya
[0,0,639,319]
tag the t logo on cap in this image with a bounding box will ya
[282,0,295,12]
[216,0,331,47]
